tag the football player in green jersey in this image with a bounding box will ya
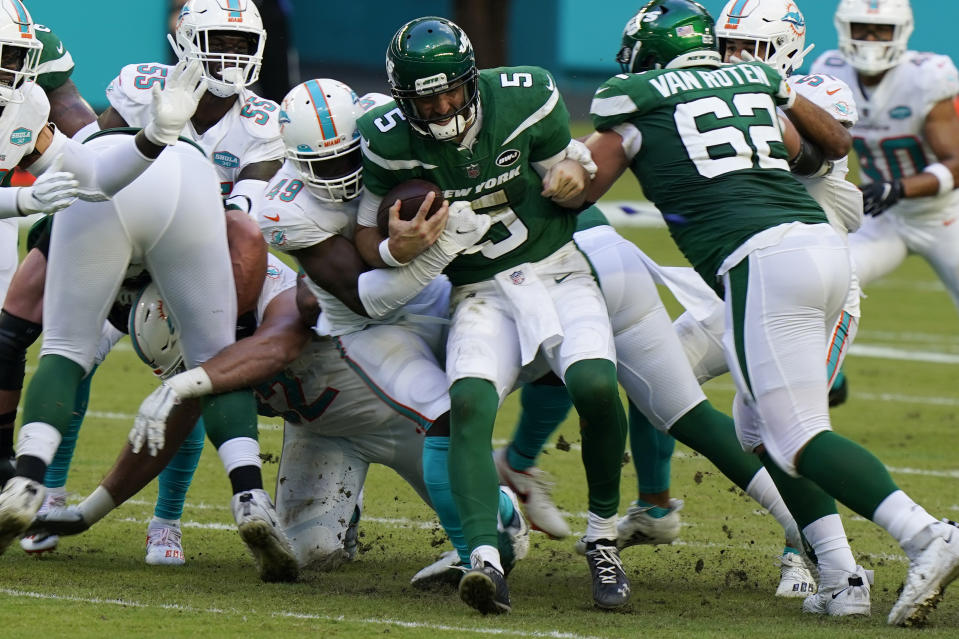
[355,17,631,613]
[584,0,959,626]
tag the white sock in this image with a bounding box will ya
[16,422,62,465]
[149,516,180,529]
[217,437,261,475]
[586,511,618,542]
[745,467,801,549]
[78,485,117,525]
[803,514,857,574]
[470,544,503,573]
[872,490,938,549]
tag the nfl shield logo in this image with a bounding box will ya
[510,270,525,285]
[466,163,481,179]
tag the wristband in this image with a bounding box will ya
[165,366,213,399]
[378,238,409,267]
[923,162,954,196]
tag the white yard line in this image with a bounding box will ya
[0,588,603,639]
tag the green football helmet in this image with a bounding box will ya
[616,0,722,73]
[386,16,479,141]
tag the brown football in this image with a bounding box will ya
[376,179,444,237]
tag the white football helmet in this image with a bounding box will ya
[129,283,184,380]
[835,0,913,75]
[716,0,809,76]
[173,0,266,98]
[0,0,42,105]
[278,79,378,202]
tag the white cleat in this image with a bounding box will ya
[232,489,299,583]
[145,519,186,566]
[20,490,66,555]
[493,447,570,539]
[411,549,467,589]
[0,477,45,555]
[617,499,683,549]
[802,565,872,617]
[889,519,959,627]
[776,550,817,598]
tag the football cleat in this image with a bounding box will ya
[497,485,530,576]
[20,490,67,554]
[585,539,631,609]
[493,447,570,539]
[343,501,361,561]
[232,489,299,583]
[458,561,511,615]
[573,498,683,556]
[0,476,45,555]
[889,519,959,627]
[776,549,817,598]
[802,565,872,616]
[145,519,185,566]
[411,549,467,589]
[828,371,848,407]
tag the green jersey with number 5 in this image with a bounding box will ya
[591,62,826,289]
[359,66,576,286]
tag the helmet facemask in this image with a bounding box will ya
[835,0,913,76]
[391,71,479,141]
[0,0,41,105]
[290,142,364,203]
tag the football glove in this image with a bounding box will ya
[861,180,903,217]
[143,59,208,146]
[129,383,182,456]
[434,200,492,255]
[16,154,80,215]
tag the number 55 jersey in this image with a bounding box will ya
[590,61,825,291]
[105,62,284,197]
[811,50,959,219]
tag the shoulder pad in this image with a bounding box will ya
[237,92,283,139]
[810,50,849,74]
[908,52,959,103]
[790,74,858,125]
[108,63,172,107]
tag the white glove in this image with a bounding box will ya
[16,154,79,215]
[565,139,597,180]
[128,383,182,456]
[143,59,208,146]
[434,200,492,255]
[729,49,757,64]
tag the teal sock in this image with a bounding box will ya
[44,367,95,488]
[669,400,762,490]
[564,359,627,518]
[628,400,674,495]
[448,378,501,552]
[21,354,85,435]
[796,431,899,519]
[508,382,572,471]
[155,417,206,520]
[423,434,469,564]
[497,487,515,524]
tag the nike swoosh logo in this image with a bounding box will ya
[826,88,841,95]
[554,273,572,284]
[263,214,280,222]
[945,218,957,226]
[56,42,63,54]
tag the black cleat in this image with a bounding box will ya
[828,372,848,407]
[458,562,511,614]
[586,539,631,609]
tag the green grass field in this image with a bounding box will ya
[2,217,958,638]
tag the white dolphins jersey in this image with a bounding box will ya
[0,82,49,183]
[812,49,959,218]
[105,62,284,196]
[787,71,863,234]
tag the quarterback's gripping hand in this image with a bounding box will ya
[861,180,903,216]
[434,200,492,255]
[564,139,598,180]
[541,159,589,204]
[129,383,182,455]
[16,154,79,215]
[144,59,208,147]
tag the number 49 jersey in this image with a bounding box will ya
[358,66,576,286]
[590,62,824,288]
[105,62,284,197]
[811,50,959,218]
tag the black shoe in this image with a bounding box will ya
[828,372,848,407]
[458,561,511,614]
[586,539,631,609]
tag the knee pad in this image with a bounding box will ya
[0,310,42,390]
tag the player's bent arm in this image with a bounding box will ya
[226,210,268,315]
[291,234,371,317]
[96,106,129,130]
[782,93,851,161]
[296,277,320,328]
[584,130,631,203]
[45,79,97,139]
[909,98,959,198]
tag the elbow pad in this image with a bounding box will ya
[789,138,832,178]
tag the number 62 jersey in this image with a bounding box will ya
[590,61,825,290]
[105,62,284,197]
